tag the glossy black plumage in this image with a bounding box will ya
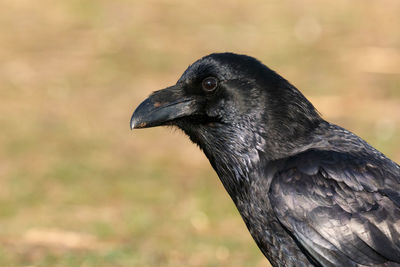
[130,53,400,266]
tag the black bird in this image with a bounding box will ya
[130,53,400,267]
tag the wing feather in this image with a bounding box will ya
[270,150,400,266]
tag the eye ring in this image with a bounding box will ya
[202,77,218,92]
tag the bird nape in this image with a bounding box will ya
[130,53,400,267]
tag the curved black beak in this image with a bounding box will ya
[130,86,196,129]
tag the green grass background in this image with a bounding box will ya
[0,0,399,266]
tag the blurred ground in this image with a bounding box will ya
[0,0,399,266]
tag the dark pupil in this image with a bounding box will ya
[203,77,217,91]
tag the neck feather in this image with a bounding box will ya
[177,117,325,197]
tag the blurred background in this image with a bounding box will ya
[0,0,399,266]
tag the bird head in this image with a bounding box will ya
[131,53,322,160]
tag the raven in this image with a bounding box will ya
[130,53,400,267]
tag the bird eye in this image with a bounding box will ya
[202,77,218,92]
